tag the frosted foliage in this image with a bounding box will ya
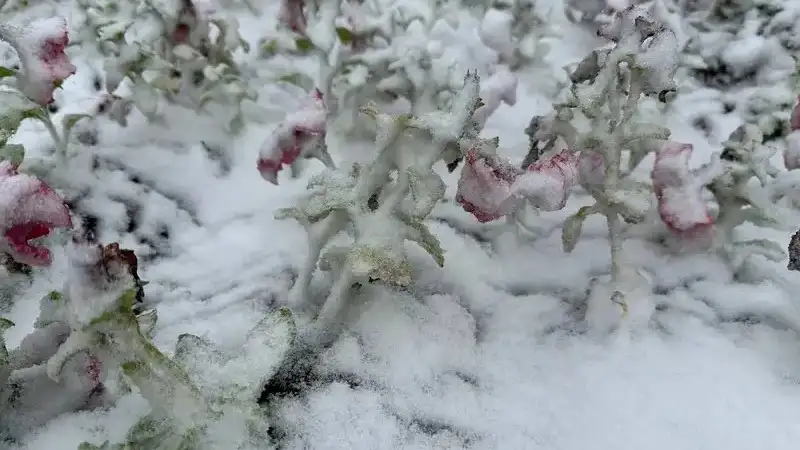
[5,1,800,450]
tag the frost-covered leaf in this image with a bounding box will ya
[347,245,413,286]
[228,307,296,402]
[0,317,13,331]
[275,207,310,225]
[295,37,314,52]
[61,113,91,143]
[276,72,314,90]
[403,168,445,218]
[137,308,157,339]
[562,204,597,253]
[335,27,355,44]
[731,239,786,262]
[0,90,41,146]
[0,66,15,79]
[401,217,445,267]
[0,144,25,168]
[610,181,652,224]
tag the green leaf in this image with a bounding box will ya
[260,39,279,58]
[0,317,14,332]
[0,66,16,79]
[347,245,413,286]
[335,27,355,44]
[61,113,92,142]
[276,72,314,90]
[295,37,314,52]
[561,205,596,253]
[47,290,62,302]
[0,144,24,168]
[401,217,445,267]
[0,91,41,147]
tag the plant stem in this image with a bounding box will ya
[39,113,67,163]
[289,211,346,313]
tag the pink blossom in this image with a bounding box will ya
[577,150,605,191]
[0,161,72,266]
[785,130,800,170]
[651,141,714,238]
[257,89,327,184]
[280,0,307,33]
[455,150,521,223]
[790,96,800,132]
[0,18,76,105]
[514,150,580,211]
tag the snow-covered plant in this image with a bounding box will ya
[701,124,789,273]
[0,242,149,439]
[455,7,682,327]
[477,0,555,70]
[263,0,517,138]
[74,0,253,132]
[275,72,495,377]
[0,17,91,163]
[681,0,796,141]
[30,235,295,449]
[256,88,334,184]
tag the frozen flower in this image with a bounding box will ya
[577,150,605,192]
[651,141,714,238]
[280,0,307,33]
[171,0,214,48]
[0,17,77,105]
[790,96,800,132]
[0,161,72,266]
[257,89,327,185]
[513,150,580,211]
[784,130,800,170]
[455,150,521,222]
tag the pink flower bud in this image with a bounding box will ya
[651,141,714,238]
[280,0,307,33]
[257,89,326,185]
[785,130,800,170]
[0,18,76,105]
[0,161,73,266]
[790,96,800,132]
[514,150,580,211]
[455,150,520,222]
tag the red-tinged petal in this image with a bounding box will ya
[791,96,800,132]
[652,141,714,237]
[785,130,800,170]
[0,161,72,266]
[516,150,579,211]
[455,150,520,222]
[8,17,77,105]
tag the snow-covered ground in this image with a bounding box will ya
[5,0,800,448]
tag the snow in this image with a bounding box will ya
[4,0,800,448]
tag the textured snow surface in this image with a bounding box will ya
[4,0,800,449]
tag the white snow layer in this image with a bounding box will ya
[4,0,800,449]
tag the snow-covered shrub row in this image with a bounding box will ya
[0,2,799,449]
